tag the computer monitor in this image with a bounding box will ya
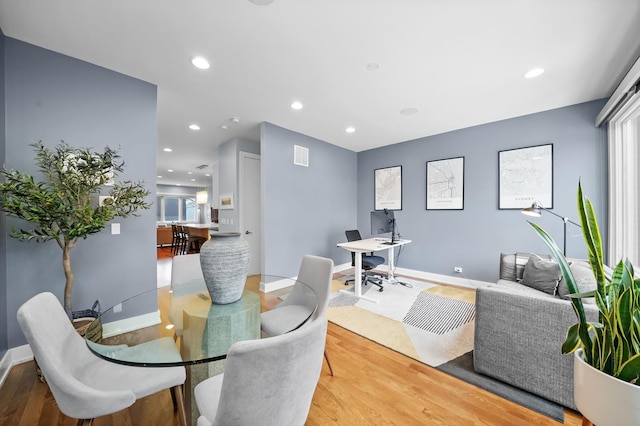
[370,210,396,243]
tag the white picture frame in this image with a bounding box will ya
[219,193,234,210]
[499,144,553,209]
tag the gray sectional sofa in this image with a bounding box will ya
[473,252,599,410]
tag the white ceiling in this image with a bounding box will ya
[1,0,640,187]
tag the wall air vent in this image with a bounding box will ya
[294,145,309,167]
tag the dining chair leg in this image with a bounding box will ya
[77,419,94,426]
[172,385,187,426]
[170,386,177,411]
[324,350,334,376]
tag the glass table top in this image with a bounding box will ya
[86,274,317,367]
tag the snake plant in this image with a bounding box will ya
[529,181,640,384]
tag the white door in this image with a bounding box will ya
[240,152,262,275]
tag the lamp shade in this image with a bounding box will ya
[196,190,208,204]
[521,202,542,217]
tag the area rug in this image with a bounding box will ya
[327,277,565,423]
[328,277,475,367]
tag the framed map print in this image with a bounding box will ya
[499,144,553,209]
[426,156,464,210]
[374,165,402,210]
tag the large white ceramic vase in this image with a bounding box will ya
[199,232,250,304]
[574,348,640,426]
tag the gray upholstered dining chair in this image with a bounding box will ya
[194,317,328,426]
[17,292,187,426]
[260,254,335,375]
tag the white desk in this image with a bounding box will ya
[337,237,411,303]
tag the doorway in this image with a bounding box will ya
[239,152,262,275]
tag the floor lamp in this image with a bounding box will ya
[521,201,581,256]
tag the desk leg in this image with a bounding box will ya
[340,251,379,303]
[385,246,411,287]
[354,252,363,297]
[387,246,395,281]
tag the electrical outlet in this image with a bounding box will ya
[454,267,463,273]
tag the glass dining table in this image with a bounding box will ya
[85,274,317,425]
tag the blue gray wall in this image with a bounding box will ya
[357,100,608,283]
[262,123,357,277]
[3,38,158,348]
[0,29,7,357]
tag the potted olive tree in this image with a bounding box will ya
[0,141,151,316]
[529,182,640,425]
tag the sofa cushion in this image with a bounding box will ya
[521,254,562,295]
[499,252,551,281]
[557,261,597,304]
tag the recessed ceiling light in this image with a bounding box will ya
[249,0,274,5]
[191,57,210,70]
[189,124,200,131]
[167,169,174,172]
[187,171,193,174]
[205,173,211,177]
[366,62,381,71]
[157,175,162,179]
[400,107,419,116]
[163,147,172,152]
[220,124,228,130]
[191,179,196,182]
[230,117,240,123]
[524,68,544,78]
[346,127,356,134]
[291,101,303,110]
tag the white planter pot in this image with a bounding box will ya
[574,348,640,426]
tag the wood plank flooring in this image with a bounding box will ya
[0,248,585,425]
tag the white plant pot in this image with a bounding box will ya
[574,348,640,426]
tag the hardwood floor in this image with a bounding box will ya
[0,248,584,425]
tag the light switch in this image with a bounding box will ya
[111,223,120,235]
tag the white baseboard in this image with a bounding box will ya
[335,262,493,290]
[260,263,354,293]
[0,344,34,388]
[260,277,296,293]
[392,266,493,289]
[102,310,161,339]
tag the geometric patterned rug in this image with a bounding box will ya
[403,293,475,335]
[327,276,476,367]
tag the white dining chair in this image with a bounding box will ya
[260,254,335,375]
[17,292,187,426]
[194,317,328,426]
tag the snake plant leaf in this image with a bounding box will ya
[528,220,593,359]
[618,354,640,384]
[568,290,597,299]
[562,324,581,354]
[577,182,606,292]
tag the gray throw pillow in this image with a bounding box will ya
[557,261,597,304]
[521,254,562,295]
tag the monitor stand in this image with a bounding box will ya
[381,218,398,245]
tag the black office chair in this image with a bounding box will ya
[344,229,385,292]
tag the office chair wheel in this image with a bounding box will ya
[378,288,383,292]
